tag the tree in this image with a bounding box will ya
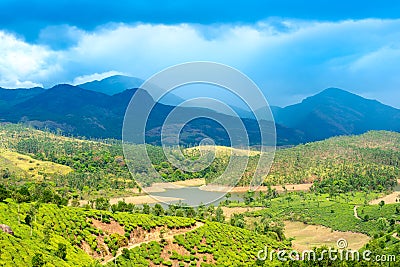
[379,200,385,209]
[214,207,225,223]
[243,190,255,205]
[32,253,45,267]
[95,197,110,211]
[225,192,231,204]
[25,203,39,236]
[377,217,389,231]
[24,213,34,236]
[43,225,51,244]
[55,243,67,260]
[230,214,245,228]
[142,204,150,214]
[152,203,164,216]
[0,184,9,202]
[175,209,184,217]
[121,248,131,259]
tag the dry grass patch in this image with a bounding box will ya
[221,207,263,220]
[185,145,260,157]
[284,221,370,251]
[369,191,400,205]
[0,148,72,180]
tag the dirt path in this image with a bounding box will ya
[353,205,361,220]
[102,221,204,265]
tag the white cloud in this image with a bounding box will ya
[0,79,42,89]
[0,19,400,107]
[72,70,127,85]
[0,31,61,88]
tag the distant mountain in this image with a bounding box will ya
[6,85,122,137]
[1,84,298,146]
[78,75,143,95]
[0,87,44,111]
[273,88,400,141]
[1,85,397,145]
[78,75,184,105]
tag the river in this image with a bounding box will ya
[151,187,244,206]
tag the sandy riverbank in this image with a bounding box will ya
[108,195,182,205]
[144,178,206,193]
[199,183,313,193]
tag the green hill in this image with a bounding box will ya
[0,200,286,267]
[267,131,400,187]
[0,124,137,196]
[0,124,399,193]
[0,124,399,266]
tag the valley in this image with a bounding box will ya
[0,123,399,266]
[2,2,400,266]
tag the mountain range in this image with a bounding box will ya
[0,75,399,146]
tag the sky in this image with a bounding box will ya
[1,1,400,108]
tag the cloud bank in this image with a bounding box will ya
[0,19,399,107]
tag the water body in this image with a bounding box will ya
[151,187,243,206]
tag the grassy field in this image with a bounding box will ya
[0,148,72,181]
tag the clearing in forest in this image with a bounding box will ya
[284,221,370,251]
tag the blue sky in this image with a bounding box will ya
[1,1,400,107]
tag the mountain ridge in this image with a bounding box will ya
[273,87,400,141]
[0,84,398,145]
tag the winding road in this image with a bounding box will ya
[353,205,361,220]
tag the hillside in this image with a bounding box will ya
[0,148,72,181]
[0,200,287,266]
[183,131,400,190]
[0,87,45,114]
[0,124,399,266]
[273,88,400,141]
[0,124,399,193]
[266,131,400,188]
[0,123,138,197]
